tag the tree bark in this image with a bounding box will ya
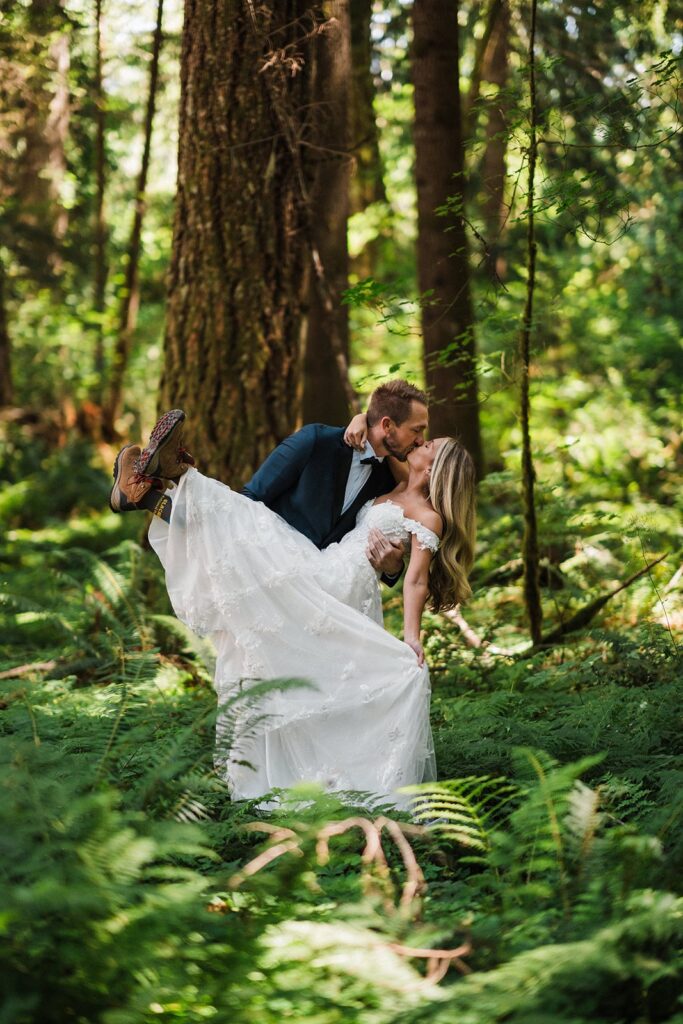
[465,0,504,125]
[0,256,13,407]
[412,0,482,475]
[103,0,164,437]
[301,0,352,427]
[519,0,543,644]
[92,0,107,386]
[12,0,70,277]
[349,0,385,214]
[479,0,510,281]
[161,0,317,484]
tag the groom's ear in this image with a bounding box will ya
[379,415,394,433]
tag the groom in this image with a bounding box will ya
[242,379,429,581]
[111,379,429,580]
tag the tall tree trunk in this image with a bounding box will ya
[103,0,164,437]
[465,0,504,124]
[479,0,510,281]
[301,0,352,427]
[519,0,543,644]
[349,0,385,215]
[0,257,13,407]
[348,0,386,287]
[92,0,107,386]
[412,0,482,475]
[161,0,316,484]
[13,0,70,276]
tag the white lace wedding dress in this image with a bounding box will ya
[148,468,437,807]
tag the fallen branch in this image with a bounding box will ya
[538,553,668,646]
[443,554,669,656]
[474,557,566,590]
[443,607,526,657]
[0,660,58,680]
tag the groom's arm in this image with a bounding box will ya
[242,424,317,506]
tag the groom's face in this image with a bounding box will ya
[382,401,429,461]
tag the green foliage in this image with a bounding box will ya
[1,506,681,1022]
[2,2,682,1019]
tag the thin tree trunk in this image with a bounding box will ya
[465,0,504,124]
[13,0,70,275]
[349,0,385,214]
[161,0,317,484]
[519,0,543,644]
[46,27,70,254]
[92,0,107,387]
[348,0,385,287]
[103,0,164,437]
[301,0,352,426]
[0,256,13,407]
[412,0,482,475]
[480,0,510,280]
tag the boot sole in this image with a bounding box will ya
[137,409,186,479]
[109,443,138,513]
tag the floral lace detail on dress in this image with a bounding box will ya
[403,517,440,553]
[356,499,440,553]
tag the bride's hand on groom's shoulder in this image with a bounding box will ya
[344,413,368,451]
[405,637,425,666]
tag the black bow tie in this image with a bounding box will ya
[360,455,380,466]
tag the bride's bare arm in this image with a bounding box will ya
[403,514,443,665]
[343,412,368,451]
[403,540,433,666]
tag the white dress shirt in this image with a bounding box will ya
[341,441,385,514]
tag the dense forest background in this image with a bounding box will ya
[1,1,683,1021]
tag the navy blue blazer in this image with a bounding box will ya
[242,423,397,550]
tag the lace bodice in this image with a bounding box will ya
[356,499,440,553]
[308,499,439,622]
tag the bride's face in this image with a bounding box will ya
[407,437,446,474]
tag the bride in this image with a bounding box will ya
[110,413,476,807]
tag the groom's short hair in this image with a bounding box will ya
[367,380,428,426]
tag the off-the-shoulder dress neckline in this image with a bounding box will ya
[367,497,441,549]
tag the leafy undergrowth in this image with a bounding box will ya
[1,442,682,1023]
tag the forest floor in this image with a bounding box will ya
[1,435,682,1023]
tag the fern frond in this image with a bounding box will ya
[406,775,518,854]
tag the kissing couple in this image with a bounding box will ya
[110,380,476,808]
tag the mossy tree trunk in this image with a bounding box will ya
[349,0,385,215]
[479,0,511,281]
[92,0,107,385]
[301,0,352,427]
[161,0,316,484]
[412,0,483,476]
[519,0,543,645]
[0,257,12,407]
[11,0,70,278]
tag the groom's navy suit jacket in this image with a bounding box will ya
[242,423,396,551]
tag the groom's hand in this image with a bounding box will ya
[366,528,405,576]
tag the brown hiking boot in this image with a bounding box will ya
[109,444,162,512]
[135,409,195,481]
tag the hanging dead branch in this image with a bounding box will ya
[227,812,470,983]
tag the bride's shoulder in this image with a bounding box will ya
[405,503,443,539]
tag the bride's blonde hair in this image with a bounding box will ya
[428,438,476,611]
